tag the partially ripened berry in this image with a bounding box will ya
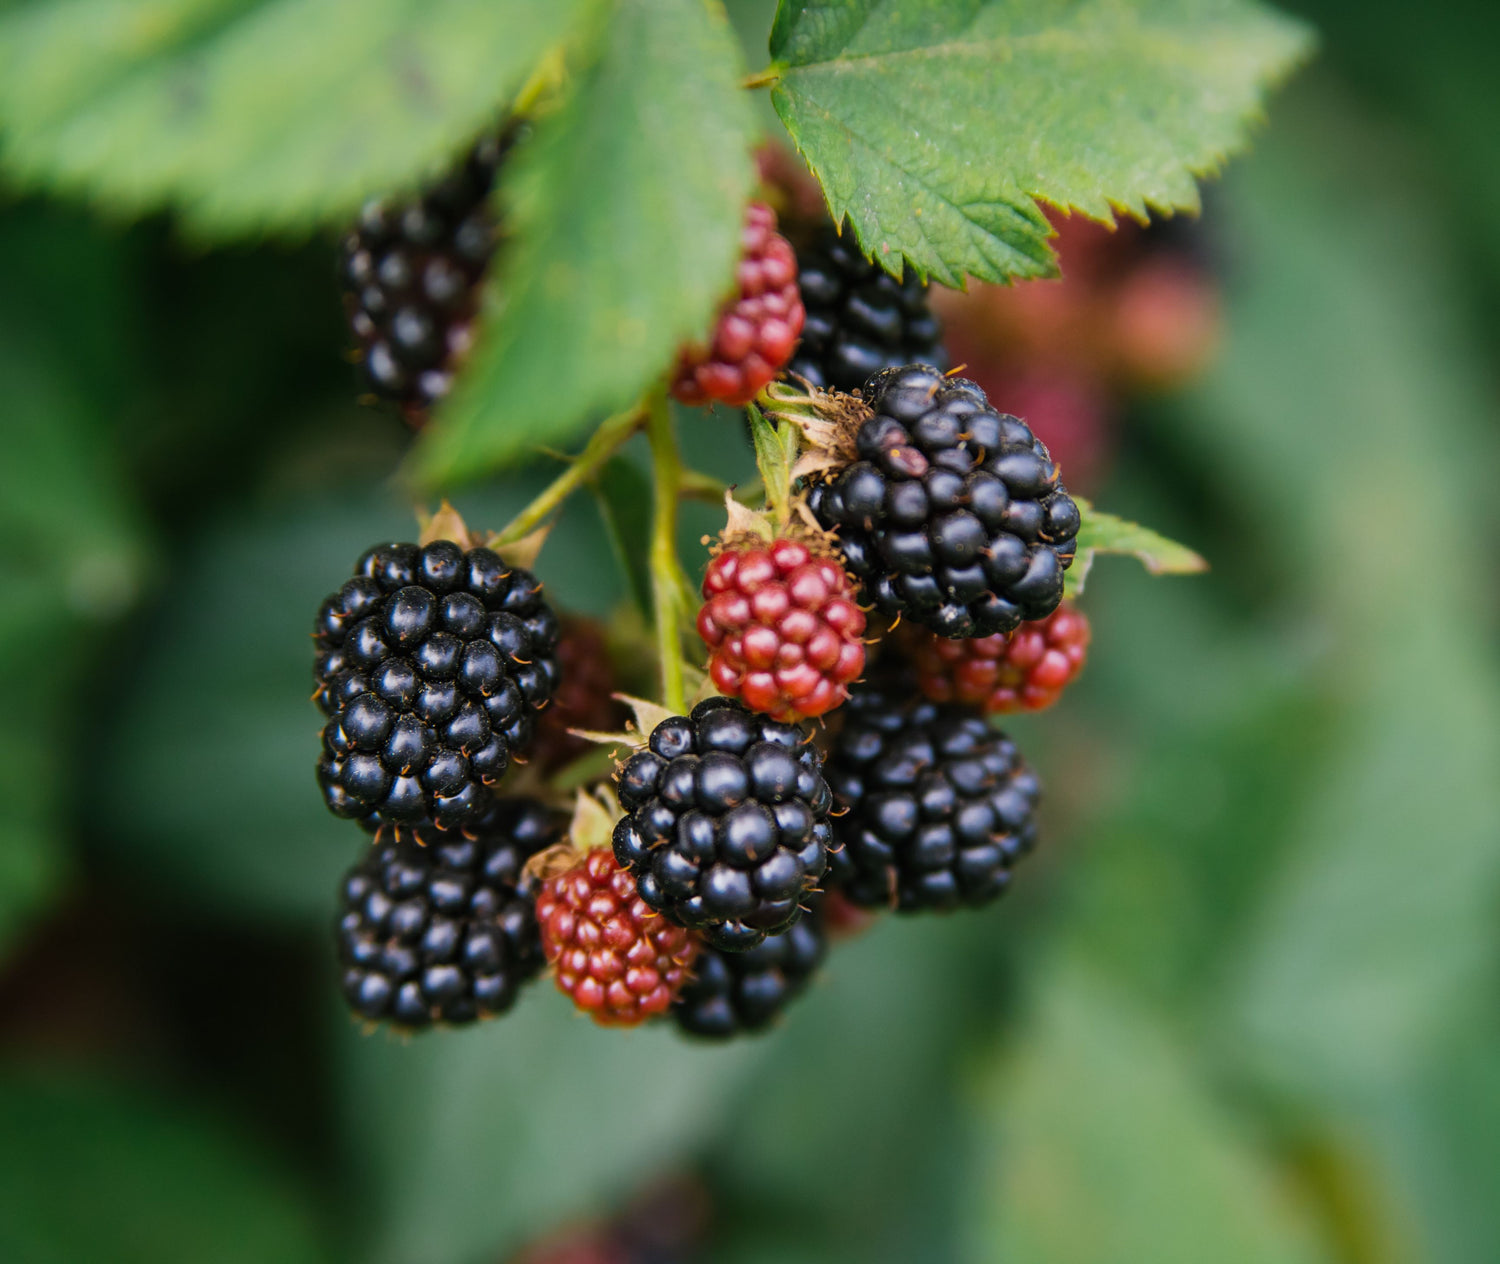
[823,676,1040,911]
[789,225,946,392]
[313,540,559,831]
[672,202,804,407]
[537,847,699,1026]
[907,603,1090,713]
[530,617,627,775]
[672,897,826,1039]
[336,798,559,1029]
[698,537,866,723]
[612,697,832,951]
[808,364,1080,638]
[340,130,514,424]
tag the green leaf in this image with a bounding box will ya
[0,0,584,235]
[591,453,654,620]
[769,0,1314,285]
[745,403,797,522]
[1065,497,1207,598]
[0,1069,330,1264]
[414,0,755,486]
[966,963,1330,1264]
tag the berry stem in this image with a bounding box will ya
[647,390,689,714]
[490,404,644,547]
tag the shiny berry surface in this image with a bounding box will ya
[537,848,699,1026]
[336,798,559,1030]
[697,537,866,722]
[672,202,805,407]
[611,698,832,951]
[908,603,1090,713]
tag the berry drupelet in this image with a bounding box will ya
[823,676,1040,911]
[698,536,866,723]
[612,698,833,951]
[907,602,1091,713]
[313,540,559,831]
[537,848,699,1026]
[339,130,514,425]
[671,201,805,407]
[789,225,947,392]
[336,797,559,1029]
[672,897,826,1038]
[808,365,1080,639]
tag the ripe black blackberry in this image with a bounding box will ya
[612,697,832,952]
[313,540,559,831]
[339,129,515,425]
[788,225,947,393]
[672,896,826,1038]
[808,364,1080,638]
[336,797,560,1029]
[823,676,1040,911]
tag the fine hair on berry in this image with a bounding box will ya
[612,697,833,951]
[336,797,560,1029]
[314,540,559,831]
[808,365,1081,638]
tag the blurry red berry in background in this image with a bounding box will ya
[1109,254,1222,389]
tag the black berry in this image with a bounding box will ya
[808,364,1080,637]
[611,697,833,951]
[313,540,559,831]
[336,797,560,1029]
[823,675,1040,911]
[671,896,827,1038]
[789,224,947,392]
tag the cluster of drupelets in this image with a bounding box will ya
[321,133,1099,1041]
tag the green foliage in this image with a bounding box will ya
[413,0,755,487]
[0,0,584,235]
[0,1070,330,1264]
[744,404,798,521]
[1065,498,1209,597]
[769,0,1313,285]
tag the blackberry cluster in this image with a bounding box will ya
[672,897,827,1039]
[314,541,559,831]
[808,365,1080,638]
[336,798,559,1029]
[339,130,513,423]
[789,225,947,393]
[823,676,1040,911]
[612,698,832,951]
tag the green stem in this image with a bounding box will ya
[742,66,782,90]
[490,404,643,546]
[647,390,688,715]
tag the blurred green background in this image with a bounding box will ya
[2,2,1498,1262]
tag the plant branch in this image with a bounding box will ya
[647,390,689,715]
[490,404,643,546]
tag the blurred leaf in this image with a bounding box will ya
[0,1068,329,1264]
[592,454,654,620]
[769,0,1314,285]
[967,963,1329,1264]
[1065,497,1208,598]
[415,0,755,486]
[0,0,584,235]
[342,988,764,1264]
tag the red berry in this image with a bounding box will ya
[672,202,805,407]
[907,603,1090,713]
[531,617,627,775]
[698,536,867,723]
[536,848,699,1026]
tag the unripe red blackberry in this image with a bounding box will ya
[313,540,559,831]
[823,676,1040,911]
[671,202,804,407]
[339,130,515,425]
[789,225,947,392]
[612,697,832,951]
[697,536,866,723]
[907,603,1090,713]
[671,897,826,1039]
[537,847,699,1026]
[530,617,627,775]
[336,797,559,1029]
[807,365,1080,639]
